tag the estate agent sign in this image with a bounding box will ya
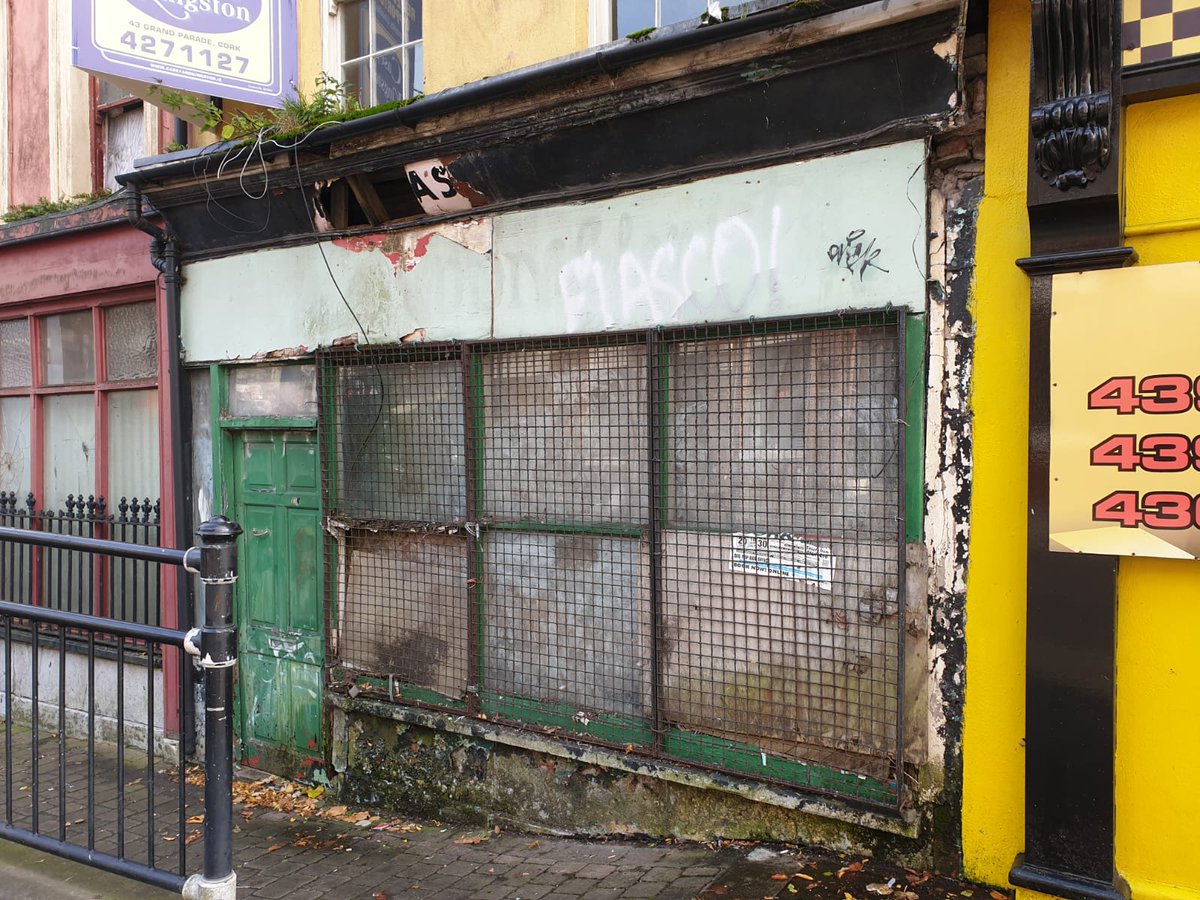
[73,0,297,107]
[1050,261,1200,559]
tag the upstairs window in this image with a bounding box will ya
[615,0,701,36]
[338,0,423,106]
[95,79,145,192]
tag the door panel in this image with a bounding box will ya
[233,430,324,778]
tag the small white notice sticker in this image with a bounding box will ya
[730,533,836,590]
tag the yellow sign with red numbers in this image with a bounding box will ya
[1050,261,1200,558]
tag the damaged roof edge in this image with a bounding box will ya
[118,0,960,188]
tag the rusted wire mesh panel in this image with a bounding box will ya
[332,354,464,523]
[336,530,468,700]
[321,345,468,704]
[319,314,906,806]
[658,324,903,781]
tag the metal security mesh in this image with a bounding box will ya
[320,313,906,807]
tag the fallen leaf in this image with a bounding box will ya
[527,840,540,850]
[306,785,324,799]
[838,863,864,879]
[186,814,204,825]
[845,893,857,900]
[372,893,388,900]
[325,805,348,817]
[789,887,799,895]
[773,874,790,881]
[961,892,974,897]
[454,835,484,845]
[990,893,1008,900]
[867,884,894,895]
[162,835,177,842]
[796,874,814,881]
[267,843,285,853]
[186,832,202,845]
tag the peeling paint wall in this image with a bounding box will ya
[181,142,927,360]
[6,1,52,208]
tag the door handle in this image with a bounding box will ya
[251,528,270,537]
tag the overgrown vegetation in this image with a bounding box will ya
[151,73,424,150]
[626,26,656,41]
[1,189,113,224]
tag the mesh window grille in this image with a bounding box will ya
[319,312,908,807]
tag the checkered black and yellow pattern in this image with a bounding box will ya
[1123,0,1200,65]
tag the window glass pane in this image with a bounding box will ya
[616,0,655,36]
[340,531,467,699]
[667,327,900,539]
[0,397,32,496]
[341,0,369,60]
[334,360,464,521]
[343,59,369,106]
[43,394,95,508]
[105,302,157,381]
[40,311,95,386]
[375,49,406,104]
[103,106,146,192]
[408,0,422,42]
[483,532,650,721]
[98,78,135,105]
[483,344,647,525]
[661,0,699,27]
[0,319,31,388]
[409,43,423,96]
[108,390,160,506]
[373,0,407,52]
[228,365,317,418]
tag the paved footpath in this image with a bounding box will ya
[0,762,999,900]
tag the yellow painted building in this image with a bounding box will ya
[967,1,1200,899]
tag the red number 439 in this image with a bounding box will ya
[1092,491,1197,529]
[1088,375,1199,415]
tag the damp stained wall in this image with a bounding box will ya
[180,140,928,361]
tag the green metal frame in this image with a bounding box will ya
[321,311,923,805]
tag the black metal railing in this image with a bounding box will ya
[0,492,162,626]
[0,518,241,895]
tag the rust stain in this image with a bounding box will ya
[446,170,489,207]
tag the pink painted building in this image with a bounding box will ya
[0,1,188,742]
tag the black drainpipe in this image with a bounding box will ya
[126,189,197,758]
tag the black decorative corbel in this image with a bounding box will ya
[1030,0,1115,192]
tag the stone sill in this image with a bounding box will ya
[327,691,918,839]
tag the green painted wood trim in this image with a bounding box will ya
[904,314,927,544]
[218,416,317,430]
[210,364,228,515]
[469,353,486,691]
[485,521,643,538]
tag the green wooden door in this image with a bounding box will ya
[232,430,324,779]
